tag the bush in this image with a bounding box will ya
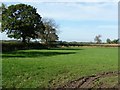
[2,42,47,52]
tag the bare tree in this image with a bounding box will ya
[40,18,59,46]
[94,35,102,44]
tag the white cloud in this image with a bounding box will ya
[37,2,117,21]
[1,1,118,21]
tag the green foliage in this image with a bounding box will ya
[40,18,59,45]
[93,76,118,88]
[106,38,119,44]
[112,39,119,44]
[2,4,44,42]
[2,42,47,52]
[106,38,111,44]
[0,3,6,25]
[2,47,118,88]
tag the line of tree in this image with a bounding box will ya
[1,3,59,46]
[106,38,119,44]
[94,35,119,44]
[57,41,94,47]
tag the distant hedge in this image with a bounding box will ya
[2,42,48,52]
[1,42,119,52]
[57,41,120,47]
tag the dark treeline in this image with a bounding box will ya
[57,41,119,47]
[106,38,119,44]
[1,41,92,52]
[2,40,57,52]
[2,42,47,52]
[57,41,94,47]
[2,40,119,52]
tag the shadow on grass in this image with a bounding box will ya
[48,48,84,51]
[2,51,77,58]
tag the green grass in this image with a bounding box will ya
[93,76,118,88]
[2,47,118,88]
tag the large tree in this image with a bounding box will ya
[40,18,59,45]
[2,4,44,42]
[0,3,7,32]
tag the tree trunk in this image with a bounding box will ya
[22,36,26,43]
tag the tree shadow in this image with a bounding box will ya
[2,51,77,58]
[47,48,84,51]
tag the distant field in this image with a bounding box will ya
[2,47,118,88]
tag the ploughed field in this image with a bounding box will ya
[2,47,118,88]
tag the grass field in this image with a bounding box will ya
[2,47,118,88]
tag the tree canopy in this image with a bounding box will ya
[40,18,59,45]
[106,38,119,44]
[2,4,45,42]
[106,38,111,44]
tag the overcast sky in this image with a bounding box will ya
[0,0,118,42]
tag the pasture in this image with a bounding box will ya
[2,47,118,88]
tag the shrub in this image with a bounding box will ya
[2,42,47,52]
